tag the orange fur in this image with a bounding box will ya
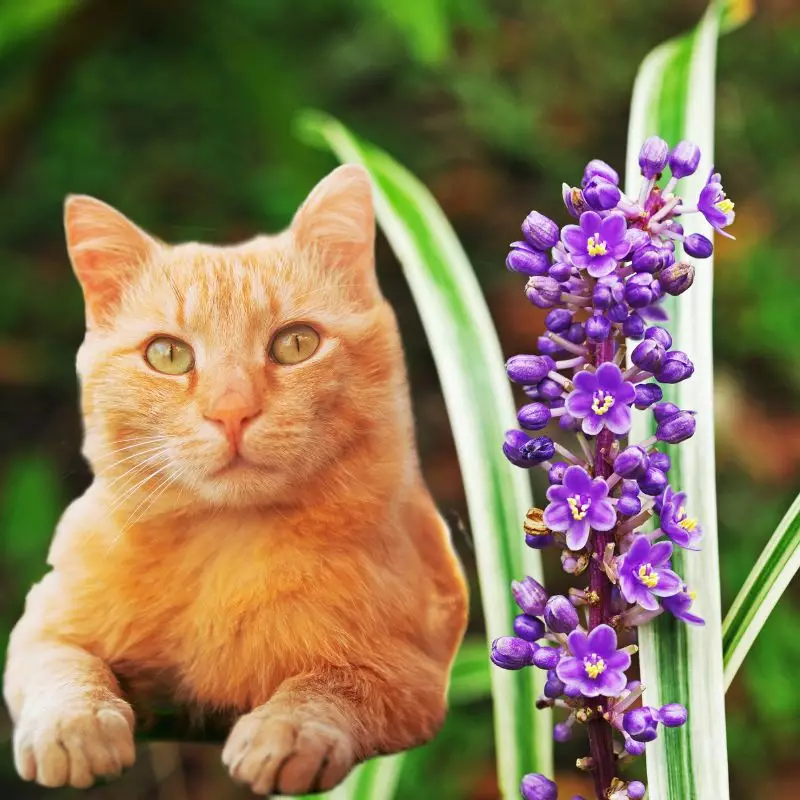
[3,166,468,794]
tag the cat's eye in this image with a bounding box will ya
[270,324,320,365]
[144,336,195,375]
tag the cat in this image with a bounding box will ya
[3,165,468,795]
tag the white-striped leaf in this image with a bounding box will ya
[722,492,800,690]
[625,1,751,798]
[297,111,551,798]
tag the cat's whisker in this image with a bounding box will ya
[90,437,172,463]
[94,445,171,476]
[103,462,174,521]
[120,467,186,534]
[102,450,170,493]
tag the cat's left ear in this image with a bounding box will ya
[291,165,378,296]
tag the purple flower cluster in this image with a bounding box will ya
[493,138,732,800]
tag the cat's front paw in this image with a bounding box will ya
[13,695,136,788]
[222,703,357,796]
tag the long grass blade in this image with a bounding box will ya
[722,493,800,689]
[297,110,551,798]
[624,1,752,797]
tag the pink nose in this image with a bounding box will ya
[204,391,261,446]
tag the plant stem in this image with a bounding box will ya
[586,336,617,800]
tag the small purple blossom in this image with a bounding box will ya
[697,169,735,237]
[561,211,631,277]
[565,363,636,436]
[662,584,705,626]
[658,486,704,549]
[556,625,630,697]
[544,465,616,550]
[618,535,682,611]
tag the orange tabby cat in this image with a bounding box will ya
[3,166,468,795]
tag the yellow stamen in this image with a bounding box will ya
[678,517,698,532]
[638,563,659,589]
[586,235,608,257]
[568,495,591,521]
[591,393,615,416]
[716,198,734,214]
[584,655,607,679]
[688,589,697,601]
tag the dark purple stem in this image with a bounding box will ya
[586,336,617,799]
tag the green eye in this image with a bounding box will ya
[145,336,194,375]
[270,324,320,365]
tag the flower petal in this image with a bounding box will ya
[587,624,617,657]
[637,591,660,611]
[579,211,602,236]
[605,650,632,672]
[563,465,592,494]
[582,414,604,436]
[546,483,571,503]
[543,501,571,532]
[565,518,591,550]
[599,212,626,245]
[595,668,627,697]
[615,380,637,406]
[595,362,623,391]
[626,534,652,564]
[565,390,593,418]
[652,569,683,597]
[556,655,585,682]
[604,404,632,435]
[588,498,616,531]
[587,255,618,278]
[649,540,674,565]
[567,629,590,658]
[573,370,598,394]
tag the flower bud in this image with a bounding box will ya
[653,401,680,422]
[634,382,663,409]
[545,308,573,333]
[645,325,672,350]
[522,211,560,250]
[639,135,670,178]
[520,773,558,800]
[584,176,621,211]
[659,261,695,296]
[538,378,563,400]
[544,670,565,698]
[506,355,555,384]
[631,339,665,372]
[649,450,671,472]
[638,466,668,496]
[522,436,556,462]
[565,322,586,344]
[623,706,660,742]
[549,260,571,282]
[617,494,642,516]
[544,595,579,633]
[559,413,579,432]
[585,314,611,342]
[548,462,567,484]
[514,614,546,643]
[512,576,549,616]
[561,549,589,575]
[631,244,664,274]
[656,411,697,444]
[537,336,560,356]
[593,283,612,309]
[614,446,649,478]
[658,703,689,727]
[526,276,562,308]
[626,272,662,308]
[627,780,647,800]
[562,184,590,218]
[683,233,713,259]
[622,313,645,339]
[518,402,552,431]
[503,429,531,467]
[624,737,646,756]
[506,241,550,276]
[490,636,535,670]
[582,159,619,188]
[669,140,701,179]
[608,302,628,323]
[621,479,640,496]
[525,532,554,550]
[553,722,573,742]
[657,351,695,383]
[532,645,561,670]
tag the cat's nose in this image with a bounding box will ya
[204,391,261,446]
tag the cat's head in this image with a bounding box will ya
[67,166,408,512]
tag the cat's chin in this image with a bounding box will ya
[196,457,289,507]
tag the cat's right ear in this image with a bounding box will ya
[64,195,159,328]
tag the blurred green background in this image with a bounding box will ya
[0,0,798,797]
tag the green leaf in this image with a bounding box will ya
[722,492,800,690]
[297,110,551,798]
[625,1,751,797]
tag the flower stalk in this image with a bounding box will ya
[493,137,735,800]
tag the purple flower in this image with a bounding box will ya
[520,773,558,800]
[697,169,735,237]
[556,625,630,697]
[618,535,682,611]
[662,584,705,626]
[561,211,631,277]
[659,486,704,549]
[507,240,550,276]
[544,465,616,550]
[565,363,636,435]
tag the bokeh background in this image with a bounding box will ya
[1,0,798,797]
